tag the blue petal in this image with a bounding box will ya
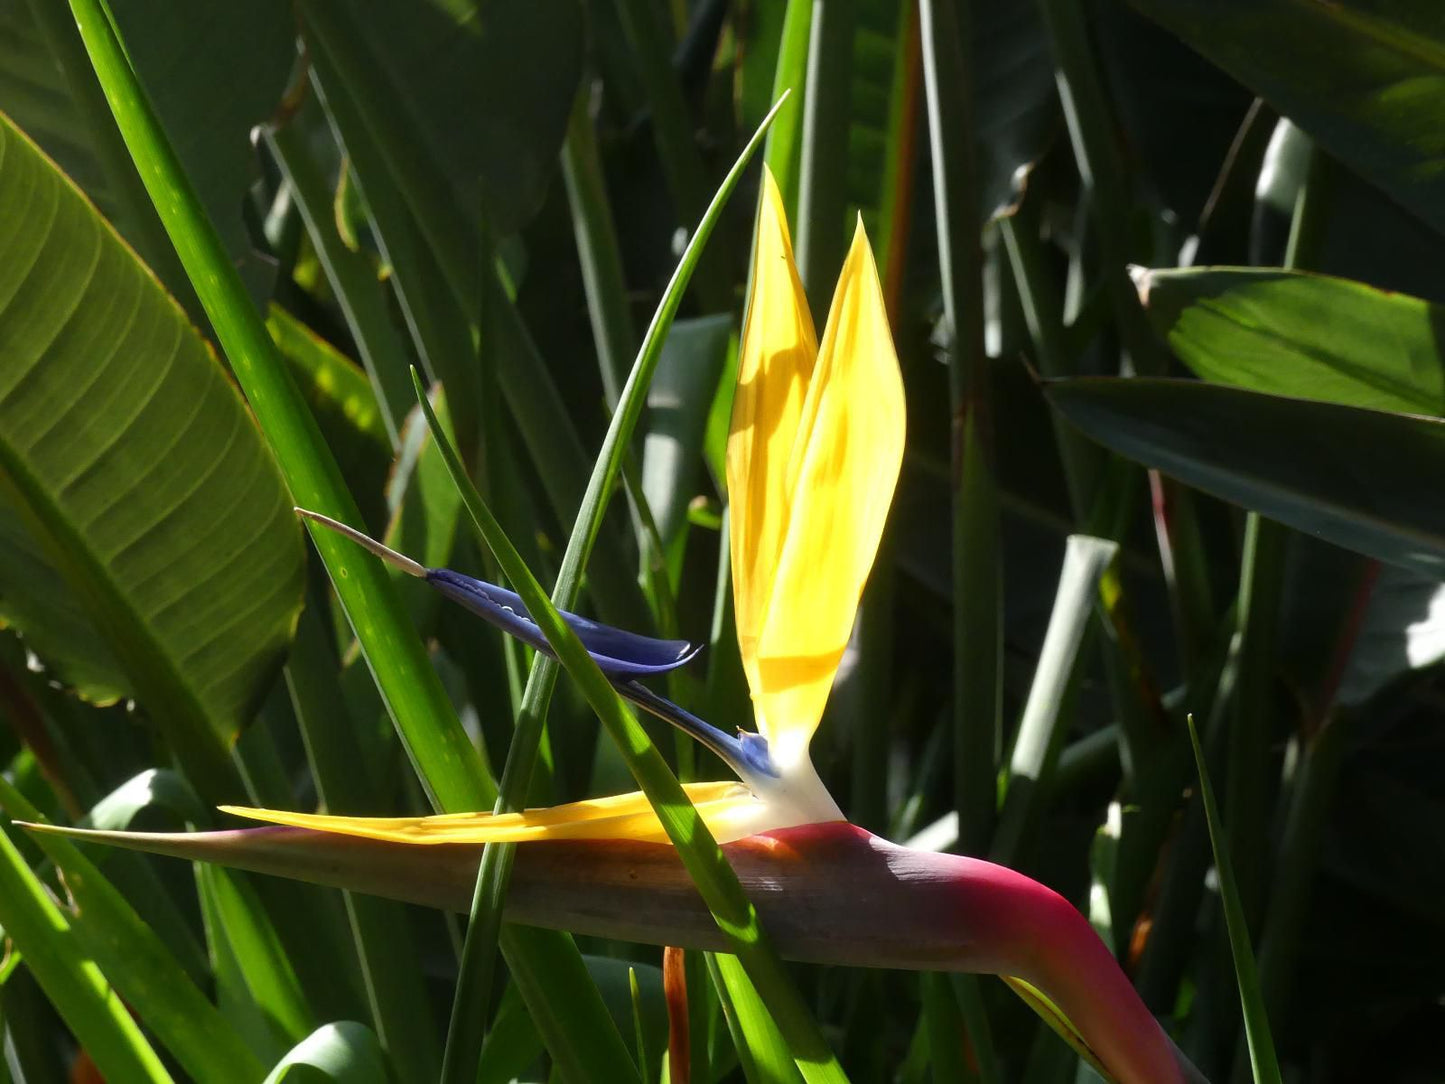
[426,568,702,676]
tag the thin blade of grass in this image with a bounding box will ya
[1186,715,1283,1084]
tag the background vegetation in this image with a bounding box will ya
[0,0,1442,1081]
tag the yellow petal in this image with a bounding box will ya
[219,781,767,845]
[748,216,906,769]
[728,165,818,726]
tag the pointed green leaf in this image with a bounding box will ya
[1185,716,1283,1084]
[1135,266,1445,415]
[1046,377,1445,578]
[261,1022,391,1084]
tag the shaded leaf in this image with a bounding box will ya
[336,0,582,236]
[0,114,305,752]
[1126,0,1445,237]
[1046,377,1445,578]
[1136,266,1445,415]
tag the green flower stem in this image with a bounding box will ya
[796,0,854,308]
[261,123,414,447]
[560,88,638,409]
[416,373,848,1084]
[918,0,1000,858]
[764,0,814,217]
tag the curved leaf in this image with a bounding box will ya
[1136,266,1445,414]
[1046,377,1445,577]
[1126,0,1445,237]
[261,1022,391,1084]
[0,114,305,759]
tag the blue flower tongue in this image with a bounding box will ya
[426,567,701,677]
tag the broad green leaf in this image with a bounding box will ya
[1336,565,1445,706]
[1126,0,1445,238]
[332,0,582,236]
[261,1022,391,1084]
[1135,266,1445,415]
[1045,377,1445,578]
[641,314,733,548]
[0,114,305,777]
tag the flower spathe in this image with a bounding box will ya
[227,165,905,846]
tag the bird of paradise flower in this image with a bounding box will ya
[29,168,1197,1084]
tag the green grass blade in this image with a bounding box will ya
[0,821,172,1083]
[560,88,638,409]
[261,122,414,446]
[918,0,1001,857]
[0,779,261,1084]
[708,953,805,1084]
[1186,715,1283,1084]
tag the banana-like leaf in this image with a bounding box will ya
[1126,0,1445,237]
[1135,266,1445,415]
[34,820,1193,1084]
[0,114,305,758]
[1046,377,1445,579]
[323,0,582,236]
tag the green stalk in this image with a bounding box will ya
[0,821,172,1084]
[763,0,814,217]
[795,0,854,307]
[560,86,638,408]
[1187,718,1283,1084]
[261,123,414,447]
[416,370,848,1084]
[440,101,796,1084]
[918,0,999,857]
